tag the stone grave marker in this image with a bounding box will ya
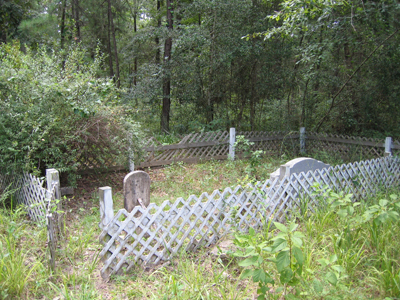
[270,157,331,181]
[123,171,151,212]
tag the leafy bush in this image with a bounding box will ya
[0,42,143,176]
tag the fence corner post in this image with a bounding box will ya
[229,127,236,160]
[300,127,306,155]
[46,169,60,201]
[46,169,64,233]
[385,137,393,157]
[99,186,114,230]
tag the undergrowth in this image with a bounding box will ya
[1,157,400,299]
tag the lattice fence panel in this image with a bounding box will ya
[393,140,400,157]
[238,131,297,157]
[140,131,231,167]
[0,172,47,222]
[140,131,294,167]
[306,132,384,162]
[99,156,400,279]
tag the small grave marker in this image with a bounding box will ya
[270,157,331,181]
[123,171,151,212]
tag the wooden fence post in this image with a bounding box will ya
[46,169,63,233]
[385,137,392,157]
[128,133,135,172]
[45,169,62,272]
[99,186,114,229]
[300,127,306,155]
[229,127,236,160]
[46,169,60,202]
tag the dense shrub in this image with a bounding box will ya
[0,43,143,176]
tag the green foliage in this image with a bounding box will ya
[233,221,305,299]
[234,185,400,299]
[0,42,143,176]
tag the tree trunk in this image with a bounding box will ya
[109,0,120,87]
[133,9,137,86]
[161,0,173,133]
[155,0,162,64]
[107,0,114,78]
[75,0,81,42]
[60,0,67,69]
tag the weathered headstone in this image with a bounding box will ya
[123,171,151,212]
[270,157,331,181]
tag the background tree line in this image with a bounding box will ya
[1,0,400,174]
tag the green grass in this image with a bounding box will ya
[1,157,400,299]
[146,157,283,206]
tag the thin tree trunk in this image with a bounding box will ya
[75,0,81,42]
[107,0,114,78]
[60,0,67,69]
[133,10,137,86]
[161,0,173,133]
[155,0,161,64]
[109,0,120,87]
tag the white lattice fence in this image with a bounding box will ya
[0,169,64,271]
[0,172,47,222]
[99,156,400,279]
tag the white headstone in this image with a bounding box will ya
[123,171,151,212]
[270,157,331,181]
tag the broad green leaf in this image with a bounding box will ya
[276,250,290,272]
[292,236,303,247]
[280,268,294,283]
[249,227,256,236]
[293,231,305,238]
[337,208,347,218]
[388,211,399,222]
[252,268,266,283]
[289,222,299,232]
[329,254,338,264]
[239,255,259,267]
[257,285,269,295]
[240,268,254,279]
[347,206,354,216]
[313,279,323,293]
[379,199,389,207]
[274,222,288,233]
[331,265,345,273]
[325,271,338,286]
[317,258,329,267]
[390,194,398,201]
[293,246,304,265]
[271,238,287,253]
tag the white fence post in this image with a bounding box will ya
[385,137,393,157]
[45,168,62,272]
[300,127,306,155]
[46,169,63,232]
[46,169,60,201]
[99,186,114,230]
[128,133,135,172]
[229,127,236,160]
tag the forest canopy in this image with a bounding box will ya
[1,0,400,173]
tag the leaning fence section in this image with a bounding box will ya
[139,131,297,168]
[0,169,64,271]
[0,172,48,222]
[98,156,400,279]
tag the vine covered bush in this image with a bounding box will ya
[0,43,143,177]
